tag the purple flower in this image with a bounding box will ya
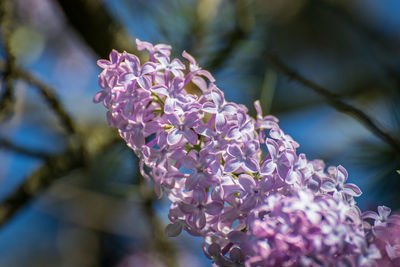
[97,49,124,70]
[253,100,278,131]
[178,189,223,229]
[269,125,299,150]
[362,206,392,227]
[202,87,238,132]
[180,151,220,189]
[155,53,185,80]
[358,244,381,266]
[224,140,260,173]
[119,53,156,90]
[165,112,199,146]
[288,190,322,224]
[94,41,393,267]
[321,165,362,200]
[259,139,296,184]
[136,38,171,61]
[226,110,255,141]
[182,51,215,91]
[235,174,274,212]
[151,77,191,114]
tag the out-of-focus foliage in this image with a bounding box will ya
[0,0,399,266]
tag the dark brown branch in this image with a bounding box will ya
[56,0,137,58]
[15,68,79,136]
[0,0,86,229]
[0,60,79,137]
[0,147,84,227]
[0,134,122,228]
[0,0,16,121]
[268,54,400,158]
[0,138,51,159]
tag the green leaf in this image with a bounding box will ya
[397,170,400,175]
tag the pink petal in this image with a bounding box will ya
[197,69,215,82]
[137,75,151,90]
[215,113,226,132]
[244,158,259,173]
[185,173,202,189]
[221,103,237,115]
[224,159,242,173]
[202,102,217,114]
[192,76,208,91]
[238,174,256,192]
[167,129,183,145]
[93,91,105,103]
[336,165,348,184]
[343,183,362,197]
[378,205,391,219]
[362,211,379,220]
[240,196,257,211]
[183,129,198,145]
[320,179,336,192]
[164,97,175,114]
[260,159,276,175]
[179,202,195,213]
[193,189,206,203]
[141,62,156,75]
[228,145,243,158]
[211,89,224,107]
[205,202,223,215]
[195,211,206,229]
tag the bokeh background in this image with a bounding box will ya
[1,0,400,266]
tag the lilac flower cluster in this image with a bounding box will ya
[94,40,400,266]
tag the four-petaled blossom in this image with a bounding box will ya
[202,88,238,132]
[321,165,362,200]
[165,112,199,146]
[119,53,156,90]
[224,140,260,173]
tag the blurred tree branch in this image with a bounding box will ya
[206,0,253,72]
[0,61,79,136]
[0,134,122,228]
[56,0,137,59]
[269,54,400,159]
[0,147,83,227]
[0,0,16,122]
[0,137,51,159]
[15,66,79,136]
[317,1,400,92]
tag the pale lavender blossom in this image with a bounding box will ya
[224,141,260,173]
[165,112,199,146]
[321,165,362,200]
[119,53,156,90]
[180,151,220,189]
[202,88,238,132]
[226,110,255,141]
[178,189,223,229]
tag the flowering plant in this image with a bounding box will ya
[94,40,400,266]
